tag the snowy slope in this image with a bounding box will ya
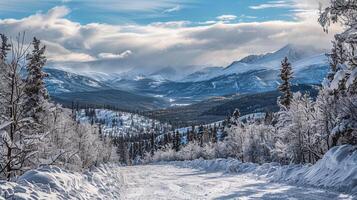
[181,44,327,83]
[77,109,170,137]
[179,66,223,82]
[44,68,110,94]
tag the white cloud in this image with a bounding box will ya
[41,40,95,62]
[98,50,132,59]
[250,1,294,10]
[0,5,340,74]
[163,5,181,13]
[198,21,217,25]
[239,15,257,19]
[78,0,189,13]
[216,15,237,21]
[150,21,191,28]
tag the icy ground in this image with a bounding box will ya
[1,164,353,200]
[1,145,356,199]
[119,164,353,200]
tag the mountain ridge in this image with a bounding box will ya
[44,44,329,107]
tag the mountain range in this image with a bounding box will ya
[45,44,329,111]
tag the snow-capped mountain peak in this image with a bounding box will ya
[230,44,324,68]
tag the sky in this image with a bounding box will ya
[0,0,340,74]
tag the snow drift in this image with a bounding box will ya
[173,145,357,195]
[0,164,123,199]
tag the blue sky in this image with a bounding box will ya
[0,0,296,25]
[0,0,336,74]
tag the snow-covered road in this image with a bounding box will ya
[119,164,353,200]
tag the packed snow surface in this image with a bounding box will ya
[1,145,356,199]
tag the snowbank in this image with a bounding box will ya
[0,164,123,199]
[172,145,357,195]
[0,145,355,199]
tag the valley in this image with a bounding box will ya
[45,44,328,125]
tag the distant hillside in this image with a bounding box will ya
[44,44,329,106]
[44,68,110,94]
[52,89,169,111]
[145,84,320,127]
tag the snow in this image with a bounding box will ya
[347,68,357,88]
[0,121,12,130]
[240,112,266,122]
[293,54,328,71]
[86,80,100,87]
[180,67,223,82]
[1,145,355,199]
[0,164,123,199]
[134,75,146,81]
[330,70,346,90]
[302,145,357,193]
[117,164,352,200]
[180,46,328,83]
[77,109,169,137]
[80,71,120,82]
[173,145,357,195]
[170,103,191,107]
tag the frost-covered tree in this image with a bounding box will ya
[319,0,357,145]
[314,91,338,150]
[224,123,245,161]
[275,93,323,164]
[38,105,116,170]
[231,108,240,126]
[278,57,293,109]
[0,33,41,179]
[0,34,117,179]
[326,41,347,83]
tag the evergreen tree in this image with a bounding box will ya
[231,108,240,125]
[278,57,293,109]
[0,34,11,61]
[174,131,181,151]
[24,37,48,123]
[150,131,155,156]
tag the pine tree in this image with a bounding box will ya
[174,131,181,151]
[24,37,48,123]
[231,108,240,125]
[0,34,42,179]
[0,34,11,61]
[278,57,293,109]
[150,131,155,156]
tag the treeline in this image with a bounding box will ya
[112,123,227,164]
[77,107,230,164]
[0,34,116,180]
